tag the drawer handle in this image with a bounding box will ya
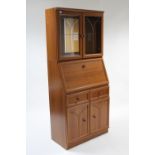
[82,118,86,122]
[82,64,85,68]
[92,115,96,119]
[76,97,79,101]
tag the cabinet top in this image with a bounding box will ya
[46,7,104,13]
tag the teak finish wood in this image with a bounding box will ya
[59,58,108,93]
[45,7,109,149]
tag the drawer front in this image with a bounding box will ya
[90,86,109,100]
[67,91,89,106]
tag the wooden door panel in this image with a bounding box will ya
[90,104,100,132]
[90,98,109,133]
[67,103,88,143]
[79,107,88,137]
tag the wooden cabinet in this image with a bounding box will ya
[45,7,109,149]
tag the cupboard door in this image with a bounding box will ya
[58,10,82,60]
[67,103,89,143]
[90,98,109,133]
[83,13,103,58]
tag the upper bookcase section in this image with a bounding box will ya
[46,8,103,61]
[45,8,104,61]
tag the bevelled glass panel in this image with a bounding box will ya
[60,16,80,58]
[85,16,101,54]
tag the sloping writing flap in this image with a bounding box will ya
[59,59,109,93]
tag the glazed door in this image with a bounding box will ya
[83,12,103,58]
[90,98,109,133]
[58,10,83,60]
[67,103,89,143]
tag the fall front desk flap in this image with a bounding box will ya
[59,59,109,93]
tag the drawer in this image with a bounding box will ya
[90,86,109,100]
[67,91,89,106]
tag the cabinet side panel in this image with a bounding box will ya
[45,9,58,61]
[102,59,109,84]
[45,9,67,148]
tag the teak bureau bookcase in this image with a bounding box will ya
[45,7,110,149]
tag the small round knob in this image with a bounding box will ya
[76,97,79,101]
[93,115,96,118]
[59,10,62,14]
[82,64,85,68]
[82,118,86,122]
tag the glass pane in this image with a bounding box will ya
[60,16,80,58]
[85,16,101,54]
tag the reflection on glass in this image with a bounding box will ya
[64,18,79,53]
[85,17,101,54]
[60,16,80,58]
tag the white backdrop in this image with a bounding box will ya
[27,0,129,155]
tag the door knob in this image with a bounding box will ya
[82,64,85,68]
[76,97,79,101]
[82,118,86,122]
[92,115,96,118]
